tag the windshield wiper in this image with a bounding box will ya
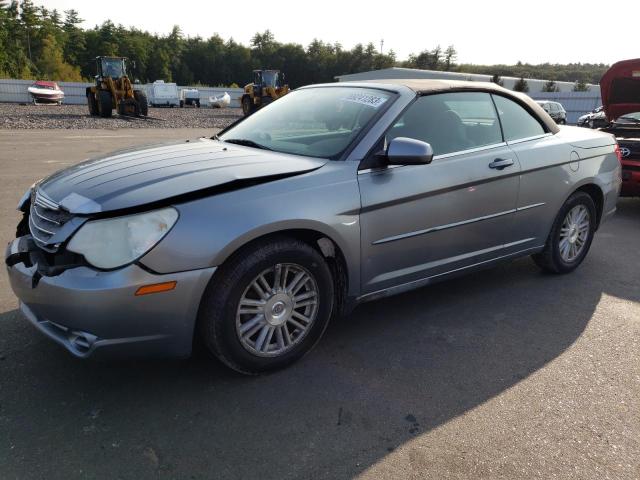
[223,138,272,151]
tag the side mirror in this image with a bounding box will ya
[386,137,434,165]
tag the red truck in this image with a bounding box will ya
[600,59,640,197]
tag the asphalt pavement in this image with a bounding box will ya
[0,129,638,479]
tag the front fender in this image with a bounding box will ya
[140,161,362,296]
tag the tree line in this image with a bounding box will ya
[0,0,610,88]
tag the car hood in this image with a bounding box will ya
[600,58,640,121]
[38,138,328,214]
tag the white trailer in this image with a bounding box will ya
[148,80,179,107]
[179,88,200,108]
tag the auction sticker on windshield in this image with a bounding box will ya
[342,92,388,108]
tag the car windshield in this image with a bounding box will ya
[262,71,279,87]
[102,58,125,78]
[219,87,394,159]
[614,112,640,124]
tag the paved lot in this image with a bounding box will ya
[0,129,639,480]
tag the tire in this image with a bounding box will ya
[98,90,112,118]
[198,237,335,374]
[532,191,597,274]
[180,100,184,108]
[87,94,98,116]
[196,99,200,108]
[134,91,148,116]
[241,96,255,116]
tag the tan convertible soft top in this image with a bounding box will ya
[366,78,560,134]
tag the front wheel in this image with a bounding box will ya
[532,191,596,274]
[241,95,254,116]
[198,238,334,374]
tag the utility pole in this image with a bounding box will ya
[380,39,384,55]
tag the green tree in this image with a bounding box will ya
[147,43,171,81]
[573,80,590,92]
[37,33,83,80]
[19,0,39,65]
[513,77,529,92]
[62,9,85,66]
[542,80,559,92]
[491,74,504,86]
[444,45,457,70]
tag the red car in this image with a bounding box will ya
[600,59,640,197]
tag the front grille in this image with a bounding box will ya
[28,190,72,251]
[618,141,640,160]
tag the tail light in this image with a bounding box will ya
[614,143,623,164]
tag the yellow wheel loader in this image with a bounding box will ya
[86,56,148,118]
[241,69,289,116]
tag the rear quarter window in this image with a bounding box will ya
[493,95,546,141]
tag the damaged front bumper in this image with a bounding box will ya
[5,236,216,359]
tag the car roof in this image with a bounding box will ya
[318,78,560,134]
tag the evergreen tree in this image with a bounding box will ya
[573,80,590,92]
[514,77,529,92]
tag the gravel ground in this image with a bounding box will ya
[0,102,242,129]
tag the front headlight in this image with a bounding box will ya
[67,207,179,269]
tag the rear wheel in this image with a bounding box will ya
[198,238,334,374]
[532,191,596,273]
[87,94,98,116]
[98,90,112,118]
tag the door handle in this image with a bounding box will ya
[488,158,514,170]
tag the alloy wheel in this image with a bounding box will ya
[236,263,319,357]
[558,205,590,262]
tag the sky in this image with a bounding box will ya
[33,0,639,65]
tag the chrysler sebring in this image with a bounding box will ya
[5,80,621,374]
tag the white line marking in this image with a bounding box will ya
[63,135,136,139]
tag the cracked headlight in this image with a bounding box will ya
[67,207,178,269]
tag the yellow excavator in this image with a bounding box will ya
[86,56,148,118]
[241,69,289,116]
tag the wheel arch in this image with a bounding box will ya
[211,227,352,318]
[571,183,605,228]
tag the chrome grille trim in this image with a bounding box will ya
[29,214,55,235]
[28,189,72,250]
[34,190,60,211]
[33,203,62,225]
[28,214,53,243]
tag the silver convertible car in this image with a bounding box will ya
[5,80,621,374]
